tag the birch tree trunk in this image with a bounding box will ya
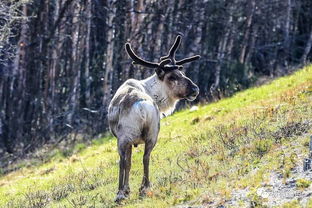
[283,0,292,69]
[68,2,81,123]
[239,0,255,65]
[85,0,92,106]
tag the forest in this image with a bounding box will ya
[0,0,312,166]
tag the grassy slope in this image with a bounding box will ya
[0,66,312,208]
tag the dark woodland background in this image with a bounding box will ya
[0,0,312,165]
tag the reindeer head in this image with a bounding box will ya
[125,35,200,101]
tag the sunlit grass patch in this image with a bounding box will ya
[0,65,311,207]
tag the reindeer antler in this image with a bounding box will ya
[125,43,179,71]
[125,43,159,68]
[125,35,200,72]
[176,55,201,65]
[160,35,182,64]
[160,35,200,66]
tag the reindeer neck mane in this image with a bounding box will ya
[141,74,178,116]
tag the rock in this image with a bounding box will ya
[189,106,199,112]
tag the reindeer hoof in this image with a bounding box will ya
[124,187,130,197]
[115,191,127,203]
[139,186,150,197]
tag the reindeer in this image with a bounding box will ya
[108,35,200,202]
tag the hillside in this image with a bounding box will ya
[0,65,312,208]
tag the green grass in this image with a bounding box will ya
[296,178,311,189]
[1,65,312,208]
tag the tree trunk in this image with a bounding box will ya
[283,0,291,69]
[239,0,255,64]
[68,2,81,123]
[85,0,92,106]
[210,2,235,100]
[301,30,312,65]
[103,0,116,107]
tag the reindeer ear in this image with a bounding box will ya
[155,68,165,80]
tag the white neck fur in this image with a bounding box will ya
[141,74,178,117]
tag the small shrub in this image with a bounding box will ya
[279,152,297,179]
[24,191,50,208]
[68,195,87,207]
[296,178,311,189]
[50,184,74,201]
[253,139,272,158]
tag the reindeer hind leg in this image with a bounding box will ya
[139,141,155,197]
[115,141,128,203]
[123,145,132,196]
